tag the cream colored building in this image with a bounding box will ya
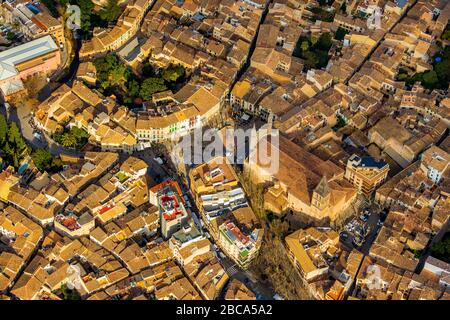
[245,135,357,222]
[345,154,389,195]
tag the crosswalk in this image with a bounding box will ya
[226,265,240,277]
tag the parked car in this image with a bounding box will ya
[340,232,349,241]
[33,132,43,141]
[353,236,363,247]
[273,294,285,301]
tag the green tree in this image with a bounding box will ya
[311,7,335,22]
[94,54,129,90]
[303,51,319,71]
[104,53,120,68]
[60,0,69,9]
[6,32,15,41]
[421,70,439,90]
[162,65,185,83]
[315,32,333,51]
[293,36,310,58]
[31,149,52,172]
[397,45,450,90]
[61,284,81,300]
[8,122,26,155]
[109,63,127,87]
[31,149,62,172]
[335,27,349,41]
[397,73,408,81]
[54,127,89,148]
[413,249,423,259]
[41,0,61,17]
[300,41,309,52]
[0,120,28,168]
[335,115,347,129]
[3,142,17,167]
[0,114,7,146]
[142,60,157,78]
[140,78,167,101]
[435,59,450,84]
[77,0,95,32]
[431,233,450,263]
[315,50,330,69]
[99,0,122,23]
[127,79,141,98]
[443,29,450,41]
[60,133,78,148]
[70,127,89,145]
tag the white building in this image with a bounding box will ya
[420,146,449,185]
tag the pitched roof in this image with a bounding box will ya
[0,35,58,81]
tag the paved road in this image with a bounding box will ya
[56,36,82,86]
[343,0,419,85]
[130,148,172,183]
[134,142,276,300]
[359,211,381,255]
[218,253,275,300]
[4,103,81,157]
[0,30,83,157]
[338,206,381,254]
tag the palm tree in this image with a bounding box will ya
[60,133,77,147]
[300,41,309,52]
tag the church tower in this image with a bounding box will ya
[312,175,331,211]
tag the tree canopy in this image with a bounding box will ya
[54,127,89,148]
[431,233,450,263]
[0,114,7,146]
[397,45,450,90]
[31,149,62,173]
[99,0,122,23]
[162,65,185,83]
[0,118,28,169]
[60,284,81,300]
[310,7,336,22]
[140,78,167,101]
[75,0,95,32]
[72,0,121,34]
[94,54,130,92]
[6,32,15,41]
[316,33,333,51]
[335,27,349,41]
[293,33,332,71]
[93,56,185,105]
[41,0,63,17]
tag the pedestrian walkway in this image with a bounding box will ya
[226,264,240,277]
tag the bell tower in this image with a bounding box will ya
[312,175,331,211]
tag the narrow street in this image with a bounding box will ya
[6,102,82,157]
[344,0,419,85]
[135,144,276,298]
[0,0,385,301]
